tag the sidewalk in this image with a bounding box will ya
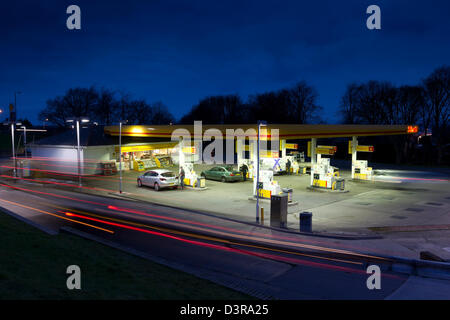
[387,276,450,299]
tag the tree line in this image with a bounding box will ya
[339,65,449,163]
[38,81,324,127]
[179,81,323,124]
[37,65,449,163]
[38,87,175,126]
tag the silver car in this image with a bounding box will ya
[137,169,179,191]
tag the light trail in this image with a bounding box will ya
[380,176,449,182]
[0,198,114,234]
[64,211,399,278]
[12,156,105,164]
[0,182,392,256]
[0,175,117,193]
[0,183,107,206]
[56,207,362,266]
[105,205,391,257]
[0,165,136,182]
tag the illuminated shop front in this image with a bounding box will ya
[114,142,179,171]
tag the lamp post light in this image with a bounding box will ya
[66,117,89,187]
[256,120,267,223]
[43,118,49,129]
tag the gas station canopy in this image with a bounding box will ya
[105,124,418,140]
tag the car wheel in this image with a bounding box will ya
[221,176,226,183]
[137,179,142,187]
[154,183,160,191]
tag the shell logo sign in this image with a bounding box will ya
[407,125,418,133]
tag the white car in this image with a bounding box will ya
[137,169,179,191]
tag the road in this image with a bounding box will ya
[0,179,425,299]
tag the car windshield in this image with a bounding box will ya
[161,172,175,177]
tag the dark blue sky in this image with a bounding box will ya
[1,0,449,124]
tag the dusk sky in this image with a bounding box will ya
[0,0,449,124]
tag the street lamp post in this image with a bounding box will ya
[67,117,89,187]
[21,126,27,159]
[256,120,267,223]
[11,123,16,177]
[118,120,128,194]
[119,121,123,193]
[76,120,81,187]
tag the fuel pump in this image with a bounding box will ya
[310,144,345,190]
[349,138,374,181]
[253,169,282,199]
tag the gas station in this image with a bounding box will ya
[19,122,446,234]
[104,123,418,196]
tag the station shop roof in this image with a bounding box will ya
[104,124,418,140]
[29,126,176,147]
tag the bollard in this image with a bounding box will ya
[260,207,264,225]
[299,211,313,232]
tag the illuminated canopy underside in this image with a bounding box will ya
[104,124,417,140]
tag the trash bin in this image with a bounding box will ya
[282,188,293,203]
[334,178,345,191]
[299,211,313,233]
[196,177,205,188]
[270,193,288,228]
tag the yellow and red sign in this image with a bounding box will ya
[260,150,280,158]
[315,145,337,155]
[285,143,298,149]
[182,146,196,154]
[357,145,374,152]
[348,141,374,154]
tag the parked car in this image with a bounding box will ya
[137,169,178,191]
[200,166,243,182]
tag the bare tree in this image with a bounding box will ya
[150,101,175,124]
[397,85,423,125]
[422,65,450,163]
[180,94,245,124]
[288,81,322,124]
[93,88,117,125]
[339,83,361,124]
[39,87,175,126]
[39,86,99,127]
